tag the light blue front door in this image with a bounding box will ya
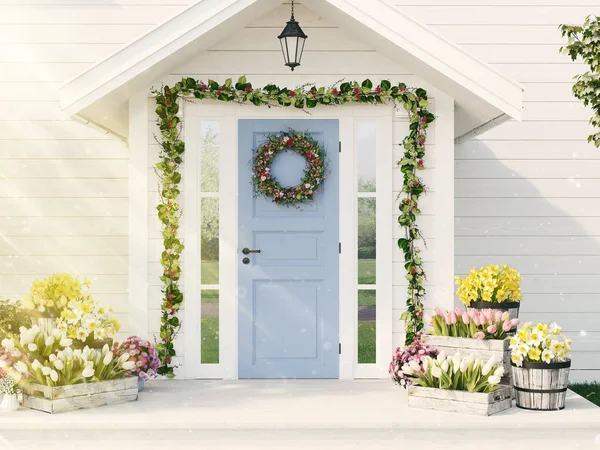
[238,119,339,379]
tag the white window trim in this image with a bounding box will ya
[173,101,394,380]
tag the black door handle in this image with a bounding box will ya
[242,248,261,255]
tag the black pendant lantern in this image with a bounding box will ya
[278,0,307,71]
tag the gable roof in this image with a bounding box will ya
[60,0,523,139]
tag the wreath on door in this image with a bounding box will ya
[252,129,328,207]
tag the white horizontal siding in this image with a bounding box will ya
[393,1,600,381]
[0,2,190,334]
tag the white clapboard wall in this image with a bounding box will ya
[0,0,193,341]
[392,0,600,381]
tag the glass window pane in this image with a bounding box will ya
[200,121,219,193]
[358,290,376,364]
[201,197,219,284]
[201,290,219,364]
[357,197,376,284]
[357,120,376,192]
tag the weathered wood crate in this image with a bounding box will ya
[408,385,513,416]
[422,335,511,384]
[22,377,138,414]
[512,360,571,411]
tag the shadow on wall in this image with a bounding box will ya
[453,140,600,381]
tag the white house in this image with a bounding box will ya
[0,0,598,383]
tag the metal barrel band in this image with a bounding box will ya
[513,386,568,394]
[516,404,565,411]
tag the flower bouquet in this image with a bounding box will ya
[509,322,572,410]
[389,335,438,388]
[455,264,523,320]
[0,373,19,413]
[113,336,160,391]
[56,298,120,349]
[20,273,87,319]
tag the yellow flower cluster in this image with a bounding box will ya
[21,273,88,318]
[20,273,120,343]
[509,321,572,366]
[455,264,523,307]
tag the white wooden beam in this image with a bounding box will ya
[128,92,150,339]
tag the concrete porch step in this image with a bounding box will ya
[1,380,599,450]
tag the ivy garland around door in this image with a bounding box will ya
[253,129,328,207]
[152,76,435,376]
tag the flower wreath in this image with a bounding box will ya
[252,129,328,207]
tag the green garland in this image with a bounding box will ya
[152,76,434,375]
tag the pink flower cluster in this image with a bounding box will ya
[112,336,160,381]
[425,307,520,340]
[389,334,438,388]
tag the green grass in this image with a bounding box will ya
[358,290,376,306]
[358,259,376,284]
[358,322,376,364]
[201,261,219,285]
[201,289,219,303]
[201,317,219,364]
[570,382,600,407]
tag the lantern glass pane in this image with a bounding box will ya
[279,38,288,64]
[291,36,300,64]
[298,38,306,63]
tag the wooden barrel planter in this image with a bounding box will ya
[511,360,571,411]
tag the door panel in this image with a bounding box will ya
[238,119,339,379]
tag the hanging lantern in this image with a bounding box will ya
[278,0,307,71]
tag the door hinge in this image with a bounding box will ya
[339,343,342,354]
[339,242,341,253]
[339,141,341,153]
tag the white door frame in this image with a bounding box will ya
[182,101,393,380]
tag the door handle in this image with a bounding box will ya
[242,248,261,255]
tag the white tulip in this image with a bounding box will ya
[49,354,57,362]
[60,338,72,348]
[401,364,414,375]
[422,357,431,372]
[28,343,38,352]
[45,336,55,346]
[32,359,43,370]
[441,360,449,373]
[408,360,421,372]
[118,353,130,364]
[1,338,15,350]
[51,328,62,338]
[494,366,505,377]
[485,355,498,367]
[103,351,113,366]
[451,352,461,367]
[436,351,446,362]
[431,366,443,379]
[82,367,95,378]
[488,375,501,385]
[50,370,58,382]
[54,359,64,370]
[15,361,28,373]
[41,366,51,375]
[459,359,470,373]
[122,361,135,371]
[102,344,109,353]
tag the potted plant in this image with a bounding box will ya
[389,334,438,388]
[455,264,523,321]
[510,321,572,411]
[404,351,512,415]
[0,373,19,413]
[113,336,160,391]
[423,307,520,384]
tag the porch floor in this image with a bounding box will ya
[1,380,599,450]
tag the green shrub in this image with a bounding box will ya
[358,246,376,259]
[0,299,32,339]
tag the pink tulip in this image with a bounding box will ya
[444,313,452,325]
[502,321,512,332]
[474,331,485,340]
[448,312,458,325]
[461,312,470,325]
[467,308,477,320]
[424,313,433,327]
[484,309,494,323]
[472,314,480,326]
[494,310,503,322]
[487,324,497,334]
[501,311,510,321]
[508,318,520,328]
[455,307,463,316]
[434,307,443,316]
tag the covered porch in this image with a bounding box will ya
[2,380,599,449]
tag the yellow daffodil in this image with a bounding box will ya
[528,347,542,361]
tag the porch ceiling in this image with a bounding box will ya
[59,0,523,141]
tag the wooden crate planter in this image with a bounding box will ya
[422,335,511,384]
[512,360,571,411]
[408,385,513,416]
[22,377,138,414]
